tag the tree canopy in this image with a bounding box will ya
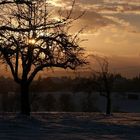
[0,0,86,85]
[0,0,86,115]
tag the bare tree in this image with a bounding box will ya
[0,0,86,116]
[94,56,115,115]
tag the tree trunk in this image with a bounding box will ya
[106,92,111,115]
[20,83,31,116]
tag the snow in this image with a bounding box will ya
[0,113,140,140]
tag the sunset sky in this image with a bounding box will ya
[1,0,140,78]
[47,0,140,77]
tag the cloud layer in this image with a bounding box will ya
[48,0,140,32]
[48,0,140,77]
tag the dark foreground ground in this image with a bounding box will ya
[0,113,140,140]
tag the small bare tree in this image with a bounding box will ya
[95,56,115,115]
[0,0,86,115]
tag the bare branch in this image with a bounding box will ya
[0,0,86,85]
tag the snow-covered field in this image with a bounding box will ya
[0,113,140,140]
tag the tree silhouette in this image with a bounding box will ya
[0,0,86,116]
[95,57,115,115]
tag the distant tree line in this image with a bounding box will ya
[0,74,140,94]
[0,74,140,113]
